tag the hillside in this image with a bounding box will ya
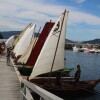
[1,31,21,39]
[0,32,3,39]
[66,39,100,44]
[82,39,100,44]
[1,31,40,39]
[1,31,100,44]
[66,39,77,43]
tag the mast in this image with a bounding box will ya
[30,24,36,45]
[33,27,41,47]
[49,10,67,80]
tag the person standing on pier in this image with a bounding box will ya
[0,48,2,59]
[6,48,11,65]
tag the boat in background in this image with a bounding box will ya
[84,47,96,53]
[95,49,100,53]
[6,35,15,48]
[73,45,79,52]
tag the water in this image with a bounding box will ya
[64,50,100,100]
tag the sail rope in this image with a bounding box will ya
[80,88,100,95]
[95,90,100,95]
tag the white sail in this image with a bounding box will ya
[14,24,36,57]
[18,37,38,64]
[13,26,31,54]
[13,23,32,47]
[29,10,68,80]
[6,35,15,47]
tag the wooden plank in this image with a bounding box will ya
[0,57,21,100]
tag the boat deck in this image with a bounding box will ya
[0,57,21,100]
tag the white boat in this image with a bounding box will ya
[78,47,87,52]
[73,45,79,52]
[86,48,96,53]
[89,48,96,53]
[6,35,15,47]
[95,49,100,53]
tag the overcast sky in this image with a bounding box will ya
[0,0,100,41]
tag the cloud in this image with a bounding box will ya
[0,19,26,30]
[75,0,86,4]
[89,30,100,34]
[0,0,100,31]
[68,11,100,25]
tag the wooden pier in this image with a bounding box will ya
[0,57,63,100]
[0,57,21,100]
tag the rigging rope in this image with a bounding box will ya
[81,88,100,96]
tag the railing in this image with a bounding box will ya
[20,79,63,100]
[12,60,63,100]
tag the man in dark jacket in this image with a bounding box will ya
[74,64,81,83]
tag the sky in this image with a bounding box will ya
[0,0,100,41]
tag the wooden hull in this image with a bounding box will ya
[30,78,100,96]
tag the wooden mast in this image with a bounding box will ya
[49,10,67,80]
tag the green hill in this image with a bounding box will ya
[1,31,100,44]
[0,32,4,39]
[1,31,20,39]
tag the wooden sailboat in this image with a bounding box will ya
[13,23,32,47]
[26,22,55,67]
[18,36,38,64]
[16,36,38,76]
[17,22,55,76]
[13,24,36,57]
[29,10,68,80]
[17,21,71,76]
[28,10,100,95]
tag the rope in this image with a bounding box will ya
[95,90,100,95]
[81,88,100,95]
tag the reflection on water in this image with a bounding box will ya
[64,50,100,100]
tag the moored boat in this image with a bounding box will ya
[73,45,79,52]
[30,78,100,95]
[28,10,100,96]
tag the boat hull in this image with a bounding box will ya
[30,78,100,96]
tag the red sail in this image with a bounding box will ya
[26,22,54,67]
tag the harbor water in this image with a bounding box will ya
[64,50,100,100]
